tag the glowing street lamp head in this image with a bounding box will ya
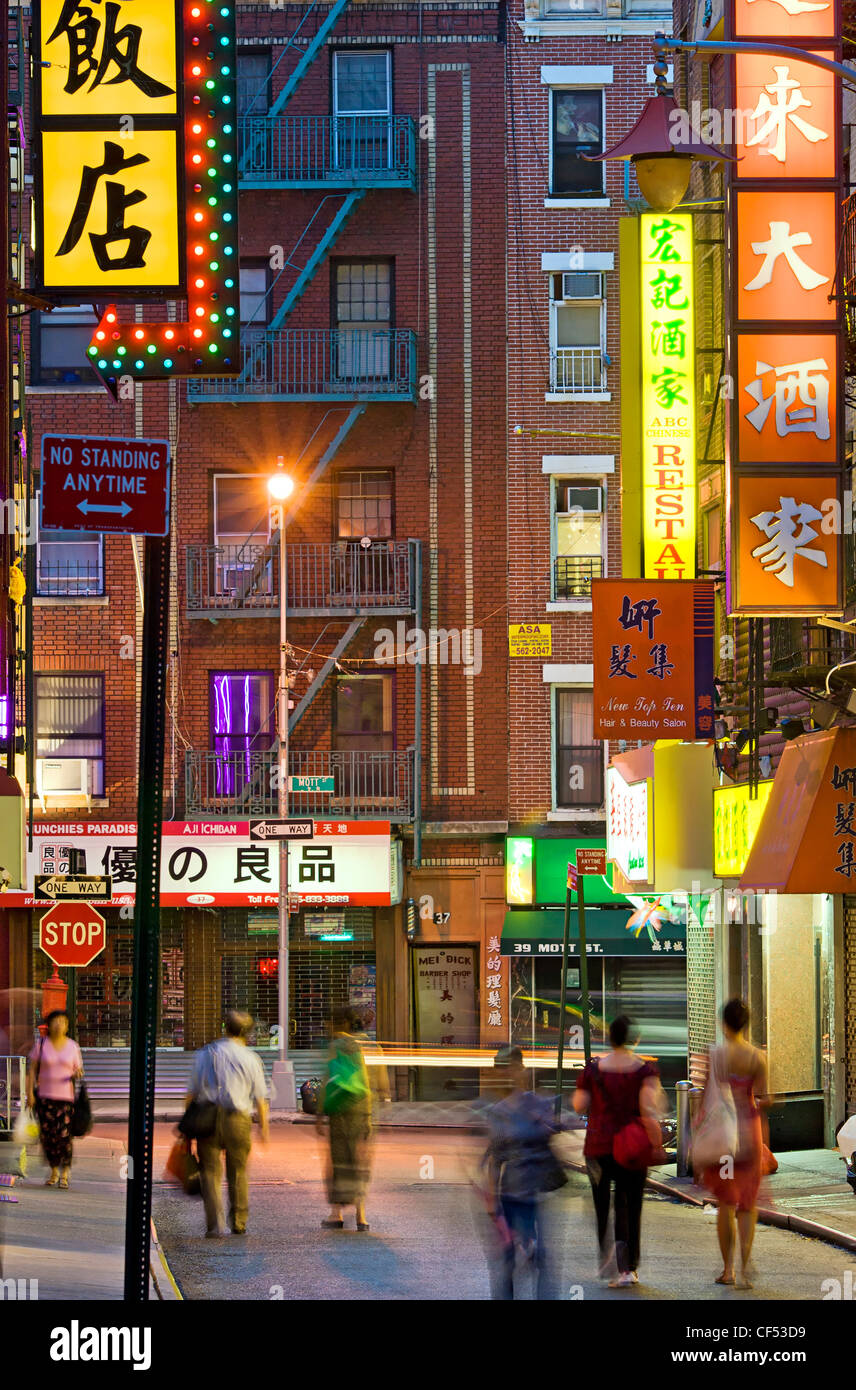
[268,472,295,501]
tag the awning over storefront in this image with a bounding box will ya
[740,727,856,892]
[500,910,686,958]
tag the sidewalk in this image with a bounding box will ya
[0,1135,180,1299]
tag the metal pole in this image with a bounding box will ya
[124,534,169,1301]
[654,32,856,86]
[676,1079,692,1178]
[278,505,288,1064]
[272,507,296,1109]
[554,876,573,1119]
[578,874,592,1064]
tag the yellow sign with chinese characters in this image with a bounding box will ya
[640,213,697,582]
[713,780,773,879]
[40,129,181,291]
[509,623,552,657]
[38,0,178,118]
[34,0,182,299]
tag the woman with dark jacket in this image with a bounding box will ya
[573,1015,664,1287]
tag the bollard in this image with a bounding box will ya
[676,1080,692,1178]
[689,1086,704,1181]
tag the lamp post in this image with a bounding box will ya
[268,462,297,1112]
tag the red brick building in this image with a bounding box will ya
[3,1,508,1087]
[502,0,686,1067]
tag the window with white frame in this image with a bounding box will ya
[239,264,268,338]
[35,673,105,796]
[554,480,605,599]
[36,523,104,598]
[550,89,604,196]
[212,473,273,598]
[549,272,606,393]
[332,50,392,171]
[554,688,603,809]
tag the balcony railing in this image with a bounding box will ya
[36,559,104,598]
[187,328,417,403]
[549,347,607,394]
[769,616,856,679]
[185,748,415,821]
[239,115,417,189]
[553,555,603,600]
[185,539,418,618]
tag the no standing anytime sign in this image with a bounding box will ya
[40,434,171,537]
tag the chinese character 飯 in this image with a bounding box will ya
[47,0,175,100]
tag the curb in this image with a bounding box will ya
[640,1169,856,1256]
[150,1217,183,1301]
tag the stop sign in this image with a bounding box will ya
[39,904,106,968]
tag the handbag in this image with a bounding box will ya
[692,1046,739,1171]
[614,1117,654,1171]
[178,1098,217,1139]
[71,1079,93,1137]
[165,1136,202,1196]
[322,1042,369,1116]
[13,1105,39,1147]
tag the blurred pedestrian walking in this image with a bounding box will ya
[481,1045,565,1300]
[26,1010,83,1190]
[318,1007,385,1232]
[186,1010,270,1237]
[696,998,769,1289]
[573,1015,664,1287]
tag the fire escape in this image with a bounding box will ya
[184,0,422,826]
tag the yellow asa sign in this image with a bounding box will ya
[509,623,552,657]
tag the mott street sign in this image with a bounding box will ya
[41,435,171,537]
[39,904,106,968]
[250,821,314,842]
[289,776,335,793]
[34,874,112,901]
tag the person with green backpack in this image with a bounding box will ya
[317,1007,377,1232]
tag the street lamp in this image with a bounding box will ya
[591,58,733,211]
[268,460,296,1111]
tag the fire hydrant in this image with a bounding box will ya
[40,968,68,1034]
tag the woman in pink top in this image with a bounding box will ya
[26,1010,83,1188]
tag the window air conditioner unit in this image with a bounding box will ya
[560,272,602,300]
[559,485,603,514]
[35,757,92,810]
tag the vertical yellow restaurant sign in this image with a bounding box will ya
[640,213,697,581]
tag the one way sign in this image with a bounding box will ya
[250,820,314,841]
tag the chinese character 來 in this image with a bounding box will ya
[57,140,152,272]
[746,66,829,165]
[47,0,175,100]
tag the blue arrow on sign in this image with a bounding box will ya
[77,499,133,517]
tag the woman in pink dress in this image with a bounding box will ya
[699,998,770,1289]
[26,1010,83,1189]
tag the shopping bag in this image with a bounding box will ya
[692,1047,738,1171]
[165,1136,202,1196]
[13,1106,39,1148]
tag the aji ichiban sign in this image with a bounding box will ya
[32,0,240,388]
[725,0,845,615]
[592,579,716,741]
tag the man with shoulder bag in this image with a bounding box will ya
[185,1011,270,1237]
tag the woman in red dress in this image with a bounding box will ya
[700,999,770,1289]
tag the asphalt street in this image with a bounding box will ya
[151,1126,856,1301]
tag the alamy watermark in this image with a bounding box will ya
[373,621,482,676]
